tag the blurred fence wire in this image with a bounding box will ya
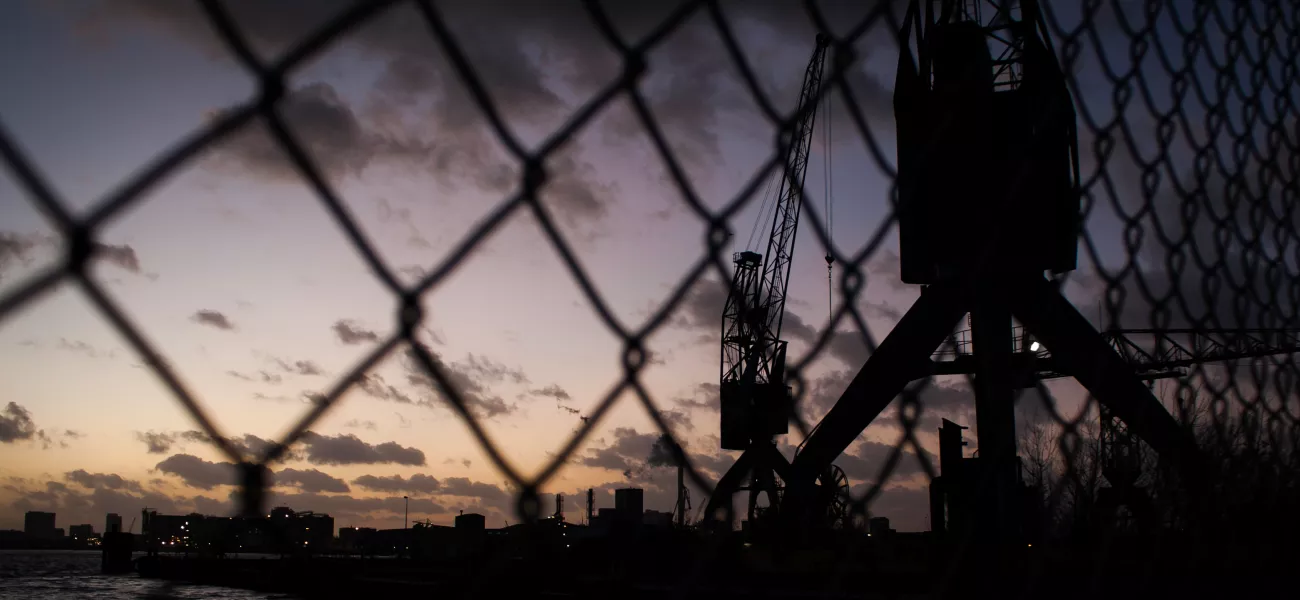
[2,0,1299,597]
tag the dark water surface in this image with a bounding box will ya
[0,550,291,599]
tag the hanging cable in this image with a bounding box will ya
[744,169,779,253]
[823,74,835,322]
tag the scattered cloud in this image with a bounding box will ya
[93,241,142,273]
[271,357,324,376]
[674,382,719,411]
[297,432,425,466]
[201,82,435,182]
[351,473,441,494]
[190,309,235,331]
[154,454,237,490]
[333,319,380,345]
[273,468,350,494]
[529,384,571,402]
[0,402,39,443]
[658,408,693,432]
[64,470,144,493]
[400,344,524,419]
[0,231,42,281]
[226,370,283,384]
[2,233,144,281]
[355,373,416,405]
[462,354,528,385]
[343,419,377,430]
[580,427,675,479]
[55,338,115,359]
[834,439,936,484]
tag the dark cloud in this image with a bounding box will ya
[272,357,324,376]
[675,277,730,331]
[190,309,235,331]
[833,439,935,484]
[529,384,571,402]
[227,433,303,462]
[154,454,237,490]
[93,242,142,273]
[102,0,897,231]
[351,473,441,494]
[802,369,974,433]
[401,345,521,419]
[0,402,39,443]
[2,233,143,281]
[64,470,144,493]
[782,312,820,343]
[226,370,283,384]
[343,419,377,430]
[55,338,112,359]
[0,231,42,281]
[298,432,425,467]
[356,373,416,405]
[333,319,380,345]
[438,477,510,506]
[646,435,679,468]
[852,484,932,532]
[135,431,178,454]
[63,430,86,440]
[462,354,528,385]
[581,427,660,475]
[273,468,350,494]
[134,430,294,461]
[6,478,230,533]
[659,408,693,432]
[202,82,435,181]
[675,382,719,411]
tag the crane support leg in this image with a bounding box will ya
[1008,278,1204,478]
[789,283,969,485]
[783,277,1205,543]
[703,439,792,528]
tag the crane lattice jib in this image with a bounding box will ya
[758,35,831,348]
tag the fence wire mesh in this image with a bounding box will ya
[2,0,1299,597]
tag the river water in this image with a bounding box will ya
[0,550,289,599]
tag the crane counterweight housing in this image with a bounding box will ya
[894,1,1080,284]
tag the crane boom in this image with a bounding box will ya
[719,34,830,451]
[759,37,830,345]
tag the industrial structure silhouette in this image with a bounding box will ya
[1,0,1298,598]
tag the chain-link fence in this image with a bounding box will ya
[2,0,1299,597]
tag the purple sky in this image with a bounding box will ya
[1,1,1292,534]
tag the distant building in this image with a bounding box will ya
[613,488,644,532]
[643,510,673,529]
[106,513,123,534]
[869,516,894,537]
[339,526,376,549]
[24,512,55,539]
[69,524,94,541]
[454,513,485,531]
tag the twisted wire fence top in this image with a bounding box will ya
[1,0,1299,595]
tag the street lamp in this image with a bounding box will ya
[404,496,409,529]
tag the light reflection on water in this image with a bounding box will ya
[0,550,292,599]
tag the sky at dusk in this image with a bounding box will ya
[1,0,1292,534]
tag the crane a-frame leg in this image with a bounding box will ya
[782,276,1202,545]
[703,437,791,529]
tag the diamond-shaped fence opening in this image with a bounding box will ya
[2,0,1299,598]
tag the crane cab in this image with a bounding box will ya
[894,2,1080,284]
